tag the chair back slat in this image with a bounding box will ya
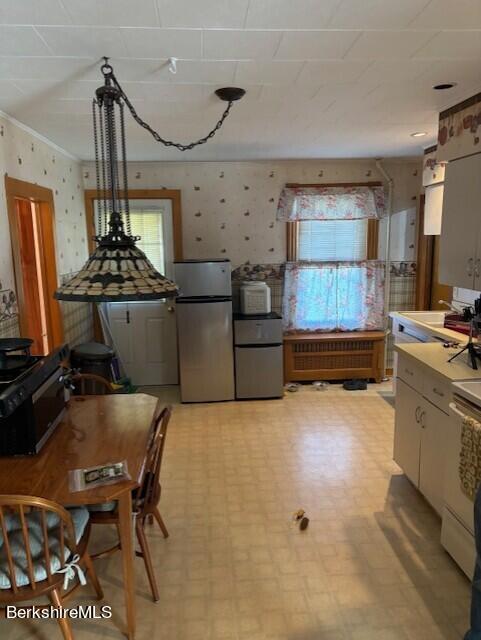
[135,405,171,515]
[0,496,78,598]
[72,373,113,396]
[40,510,52,583]
[18,506,36,591]
[0,506,18,593]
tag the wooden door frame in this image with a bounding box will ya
[5,175,64,349]
[84,189,183,259]
[415,195,434,310]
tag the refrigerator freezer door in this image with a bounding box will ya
[234,318,283,345]
[177,300,235,402]
[235,345,283,399]
[174,261,231,298]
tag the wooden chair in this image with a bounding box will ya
[71,373,113,396]
[89,404,172,602]
[0,496,103,640]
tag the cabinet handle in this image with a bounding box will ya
[432,387,444,397]
[420,411,426,428]
[475,259,481,279]
[467,258,474,277]
[415,406,421,423]
[405,368,414,377]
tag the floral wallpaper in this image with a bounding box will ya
[83,158,422,269]
[0,114,92,344]
[437,92,481,162]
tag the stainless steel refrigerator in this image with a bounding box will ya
[174,260,235,403]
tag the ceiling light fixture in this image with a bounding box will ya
[433,82,457,90]
[411,131,427,138]
[55,58,246,303]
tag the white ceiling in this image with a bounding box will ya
[0,0,480,161]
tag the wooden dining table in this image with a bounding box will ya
[0,392,160,640]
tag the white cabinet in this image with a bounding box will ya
[394,378,422,486]
[419,400,449,514]
[394,358,450,514]
[439,153,481,289]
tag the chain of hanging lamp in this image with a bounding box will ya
[92,58,245,246]
[55,58,244,302]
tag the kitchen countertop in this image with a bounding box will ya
[395,342,481,382]
[390,311,473,343]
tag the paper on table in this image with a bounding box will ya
[68,460,130,493]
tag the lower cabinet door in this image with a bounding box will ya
[419,400,449,515]
[235,345,283,399]
[393,378,422,486]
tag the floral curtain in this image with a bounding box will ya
[277,186,385,221]
[283,261,385,333]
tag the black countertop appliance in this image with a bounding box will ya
[0,340,69,456]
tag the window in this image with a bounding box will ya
[284,218,383,333]
[298,219,368,262]
[94,202,166,273]
[129,209,165,274]
[288,218,378,262]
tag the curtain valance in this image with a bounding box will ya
[277,186,385,221]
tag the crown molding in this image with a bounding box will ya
[0,109,79,162]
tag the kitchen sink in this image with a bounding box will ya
[452,381,481,406]
[401,311,447,327]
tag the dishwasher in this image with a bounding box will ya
[234,313,283,399]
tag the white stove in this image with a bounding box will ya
[441,381,481,578]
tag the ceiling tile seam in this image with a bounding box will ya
[408,29,443,59]
[405,0,435,28]
[117,28,132,59]
[324,0,346,29]
[56,0,74,26]
[272,31,284,58]
[31,26,56,56]
[200,29,204,59]
[1,25,479,33]
[9,80,28,95]
[340,30,364,59]
[153,0,162,28]
[292,60,307,85]
[242,0,251,30]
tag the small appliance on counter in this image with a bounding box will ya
[234,312,283,399]
[174,259,235,403]
[0,339,70,456]
[240,281,271,315]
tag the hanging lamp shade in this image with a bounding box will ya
[54,240,179,302]
[55,61,179,302]
[55,59,244,303]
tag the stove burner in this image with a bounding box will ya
[0,338,34,374]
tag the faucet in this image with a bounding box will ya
[439,300,463,313]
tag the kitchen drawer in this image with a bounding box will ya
[423,374,451,414]
[397,354,425,393]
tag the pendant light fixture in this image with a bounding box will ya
[55,59,246,302]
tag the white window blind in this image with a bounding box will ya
[298,219,368,262]
[129,209,165,274]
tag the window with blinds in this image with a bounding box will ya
[129,209,165,273]
[297,219,368,262]
[95,202,166,273]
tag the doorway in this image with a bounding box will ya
[5,176,64,355]
[84,189,183,386]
